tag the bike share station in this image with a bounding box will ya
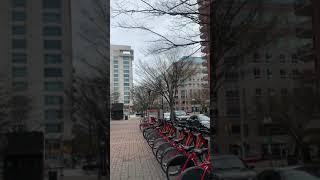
[139,115,211,180]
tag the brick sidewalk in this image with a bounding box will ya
[111,117,166,180]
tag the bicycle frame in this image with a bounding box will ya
[177,132,209,180]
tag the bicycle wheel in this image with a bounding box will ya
[155,142,172,162]
[166,154,194,180]
[161,147,181,170]
[147,133,161,147]
[152,138,165,155]
[180,166,211,180]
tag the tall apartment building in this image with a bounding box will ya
[110,45,134,114]
[175,57,209,113]
[199,0,317,157]
[0,0,73,160]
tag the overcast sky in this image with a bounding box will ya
[110,0,201,84]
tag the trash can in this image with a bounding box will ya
[48,170,58,180]
[125,115,128,120]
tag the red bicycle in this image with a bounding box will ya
[165,127,210,180]
[160,124,196,170]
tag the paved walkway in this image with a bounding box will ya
[111,117,166,180]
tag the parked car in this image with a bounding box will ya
[257,165,320,180]
[211,154,257,180]
[164,112,170,121]
[175,110,189,121]
[188,114,210,129]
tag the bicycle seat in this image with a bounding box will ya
[193,148,208,155]
[182,145,194,152]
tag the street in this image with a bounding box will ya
[111,117,165,180]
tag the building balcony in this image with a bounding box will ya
[294,0,312,16]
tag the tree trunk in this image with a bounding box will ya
[170,102,175,121]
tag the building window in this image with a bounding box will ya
[124,92,130,95]
[114,64,118,68]
[123,65,129,70]
[113,60,118,64]
[124,74,129,77]
[12,11,26,21]
[124,79,129,82]
[44,40,61,50]
[12,0,26,7]
[45,96,63,105]
[43,0,61,9]
[292,54,298,63]
[124,83,130,86]
[114,87,118,91]
[124,96,130,100]
[114,77,119,82]
[12,67,27,77]
[45,124,62,133]
[292,69,300,79]
[124,87,130,91]
[123,60,129,65]
[253,68,261,79]
[280,69,286,79]
[12,25,26,35]
[44,54,62,64]
[253,53,260,62]
[124,100,130,104]
[44,81,63,91]
[44,68,62,77]
[114,83,118,87]
[267,69,272,79]
[45,109,63,122]
[12,52,27,63]
[12,81,27,91]
[114,69,118,74]
[124,70,129,74]
[43,12,61,23]
[255,88,262,96]
[12,39,26,49]
[114,73,118,77]
[43,26,62,36]
[265,53,272,62]
[280,54,286,63]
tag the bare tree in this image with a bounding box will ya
[71,0,110,177]
[112,0,206,54]
[136,50,197,120]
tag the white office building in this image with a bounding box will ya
[110,45,134,114]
